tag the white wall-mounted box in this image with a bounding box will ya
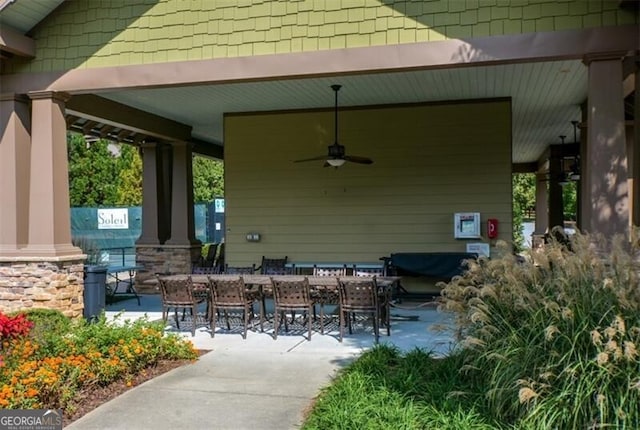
[454,212,481,239]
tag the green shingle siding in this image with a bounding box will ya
[5,0,635,73]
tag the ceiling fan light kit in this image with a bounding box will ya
[294,84,373,168]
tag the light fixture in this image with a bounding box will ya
[558,135,570,186]
[326,158,346,167]
[568,120,581,181]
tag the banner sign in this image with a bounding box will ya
[97,208,129,229]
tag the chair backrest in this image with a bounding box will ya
[338,278,379,311]
[192,266,222,275]
[213,243,226,270]
[209,276,247,306]
[157,275,196,306]
[313,265,347,277]
[204,243,219,267]
[271,277,311,307]
[260,256,289,275]
[224,264,256,274]
[352,265,384,277]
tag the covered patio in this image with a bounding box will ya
[0,1,637,317]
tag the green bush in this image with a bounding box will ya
[0,311,198,412]
[439,230,640,428]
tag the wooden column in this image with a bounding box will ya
[166,141,199,246]
[0,94,30,255]
[22,91,80,257]
[583,54,628,239]
[136,142,162,245]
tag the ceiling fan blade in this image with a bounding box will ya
[344,155,374,165]
[294,155,328,163]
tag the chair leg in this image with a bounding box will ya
[307,305,312,341]
[224,310,231,330]
[284,311,289,332]
[191,305,197,336]
[243,308,248,340]
[338,307,344,342]
[373,311,379,344]
[273,308,279,340]
[174,308,181,330]
[210,305,216,338]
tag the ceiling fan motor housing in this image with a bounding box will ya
[328,143,345,158]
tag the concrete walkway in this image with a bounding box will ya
[66,294,456,430]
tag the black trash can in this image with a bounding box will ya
[83,265,107,321]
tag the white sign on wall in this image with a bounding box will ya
[214,199,225,213]
[98,208,129,229]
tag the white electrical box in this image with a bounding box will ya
[454,212,481,239]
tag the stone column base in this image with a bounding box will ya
[135,244,202,294]
[0,257,85,318]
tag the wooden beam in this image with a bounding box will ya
[512,162,538,173]
[66,94,193,143]
[0,26,35,58]
[192,139,223,160]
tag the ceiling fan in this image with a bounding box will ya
[294,84,373,167]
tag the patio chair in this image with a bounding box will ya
[223,264,256,274]
[271,277,313,340]
[352,265,385,277]
[259,256,290,275]
[157,275,207,336]
[208,276,260,339]
[194,243,219,268]
[192,265,222,275]
[337,278,383,343]
[311,265,347,333]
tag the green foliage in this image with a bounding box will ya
[116,144,143,206]
[67,134,121,206]
[192,155,224,203]
[562,181,577,221]
[0,312,198,411]
[303,345,497,429]
[512,173,536,252]
[440,231,640,429]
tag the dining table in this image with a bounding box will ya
[158,274,401,332]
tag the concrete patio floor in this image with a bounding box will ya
[66,293,457,430]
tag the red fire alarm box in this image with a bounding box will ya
[487,218,498,239]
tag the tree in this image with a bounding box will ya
[67,134,120,206]
[192,155,224,203]
[512,173,536,251]
[116,145,143,206]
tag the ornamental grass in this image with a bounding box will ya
[0,309,197,414]
[304,230,639,429]
[440,229,640,429]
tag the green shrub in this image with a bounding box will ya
[439,231,640,428]
[0,311,198,411]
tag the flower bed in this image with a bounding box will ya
[0,309,198,414]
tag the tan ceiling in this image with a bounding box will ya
[101,59,587,164]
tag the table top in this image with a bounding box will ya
[159,274,400,287]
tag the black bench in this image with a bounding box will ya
[385,252,477,300]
